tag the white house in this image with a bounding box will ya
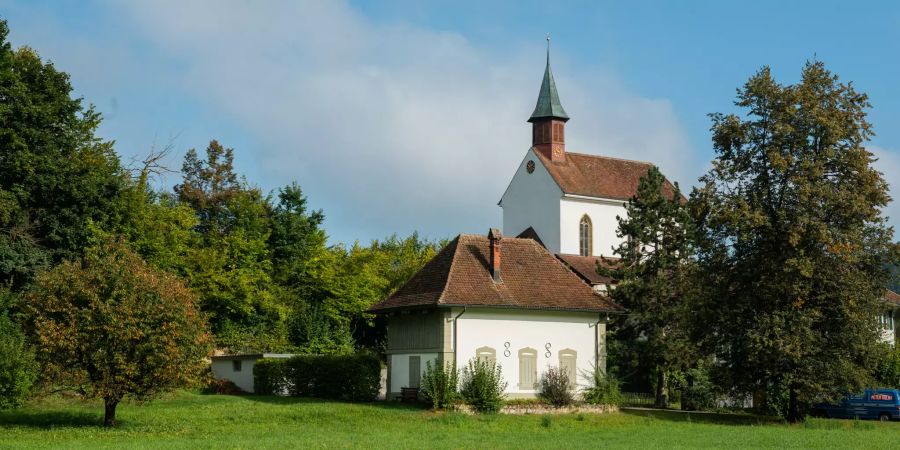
[210,353,295,393]
[368,230,622,399]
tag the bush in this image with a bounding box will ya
[538,366,574,407]
[680,366,720,411]
[253,359,290,395]
[253,354,381,401]
[583,371,623,406]
[205,379,246,395]
[421,360,459,410]
[0,313,37,409]
[460,358,506,413]
[875,345,900,389]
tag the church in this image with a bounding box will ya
[369,49,678,400]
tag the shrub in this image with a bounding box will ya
[421,360,459,410]
[583,371,623,406]
[206,379,246,395]
[875,345,900,389]
[254,354,381,401]
[460,358,506,413]
[680,366,720,411]
[253,359,290,395]
[0,313,37,409]
[538,366,574,407]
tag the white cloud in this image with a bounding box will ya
[13,0,700,243]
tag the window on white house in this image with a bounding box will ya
[476,346,496,366]
[408,356,421,388]
[518,348,538,389]
[232,360,242,372]
[579,215,592,256]
[558,349,577,388]
[882,311,895,331]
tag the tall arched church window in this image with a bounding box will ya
[579,215,592,256]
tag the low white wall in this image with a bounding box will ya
[211,357,258,393]
[454,309,602,396]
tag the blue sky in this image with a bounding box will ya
[2,0,899,244]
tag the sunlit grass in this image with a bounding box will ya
[1,392,899,449]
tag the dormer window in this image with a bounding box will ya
[579,215,592,256]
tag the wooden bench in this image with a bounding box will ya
[400,387,420,402]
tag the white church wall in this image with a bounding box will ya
[559,196,628,257]
[500,149,563,252]
[454,308,602,397]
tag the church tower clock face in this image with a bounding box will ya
[526,160,535,173]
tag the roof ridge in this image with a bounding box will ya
[565,151,656,166]
[436,235,463,305]
[538,242,605,293]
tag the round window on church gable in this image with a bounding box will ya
[526,160,535,173]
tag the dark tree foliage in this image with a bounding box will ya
[0,21,126,278]
[603,166,695,408]
[692,62,897,422]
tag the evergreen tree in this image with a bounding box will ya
[692,62,896,422]
[604,166,695,408]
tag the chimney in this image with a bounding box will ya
[488,228,503,283]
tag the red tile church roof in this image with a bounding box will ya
[534,150,679,201]
[368,234,622,313]
[555,254,618,286]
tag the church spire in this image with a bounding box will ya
[528,34,569,123]
[529,34,568,162]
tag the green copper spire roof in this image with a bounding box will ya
[528,36,569,123]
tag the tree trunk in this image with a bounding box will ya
[104,398,118,427]
[787,387,800,424]
[655,367,668,408]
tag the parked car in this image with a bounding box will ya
[813,389,900,421]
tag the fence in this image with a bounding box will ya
[621,392,656,407]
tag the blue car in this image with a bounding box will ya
[813,389,900,421]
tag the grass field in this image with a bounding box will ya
[1,392,899,449]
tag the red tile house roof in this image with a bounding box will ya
[885,290,900,307]
[368,234,623,314]
[555,254,618,286]
[534,150,679,201]
[515,226,546,247]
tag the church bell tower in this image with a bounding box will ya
[528,36,569,162]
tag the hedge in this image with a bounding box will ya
[254,354,381,401]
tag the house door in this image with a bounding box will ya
[408,356,421,388]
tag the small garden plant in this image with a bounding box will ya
[421,361,459,410]
[460,358,507,413]
[538,366,574,407]
[583,371,624,406]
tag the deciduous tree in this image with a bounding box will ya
[692,62,896,422]
[22,239,212,427]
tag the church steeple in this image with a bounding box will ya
[529,35,568,162]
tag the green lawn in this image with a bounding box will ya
[1,392,899,449]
